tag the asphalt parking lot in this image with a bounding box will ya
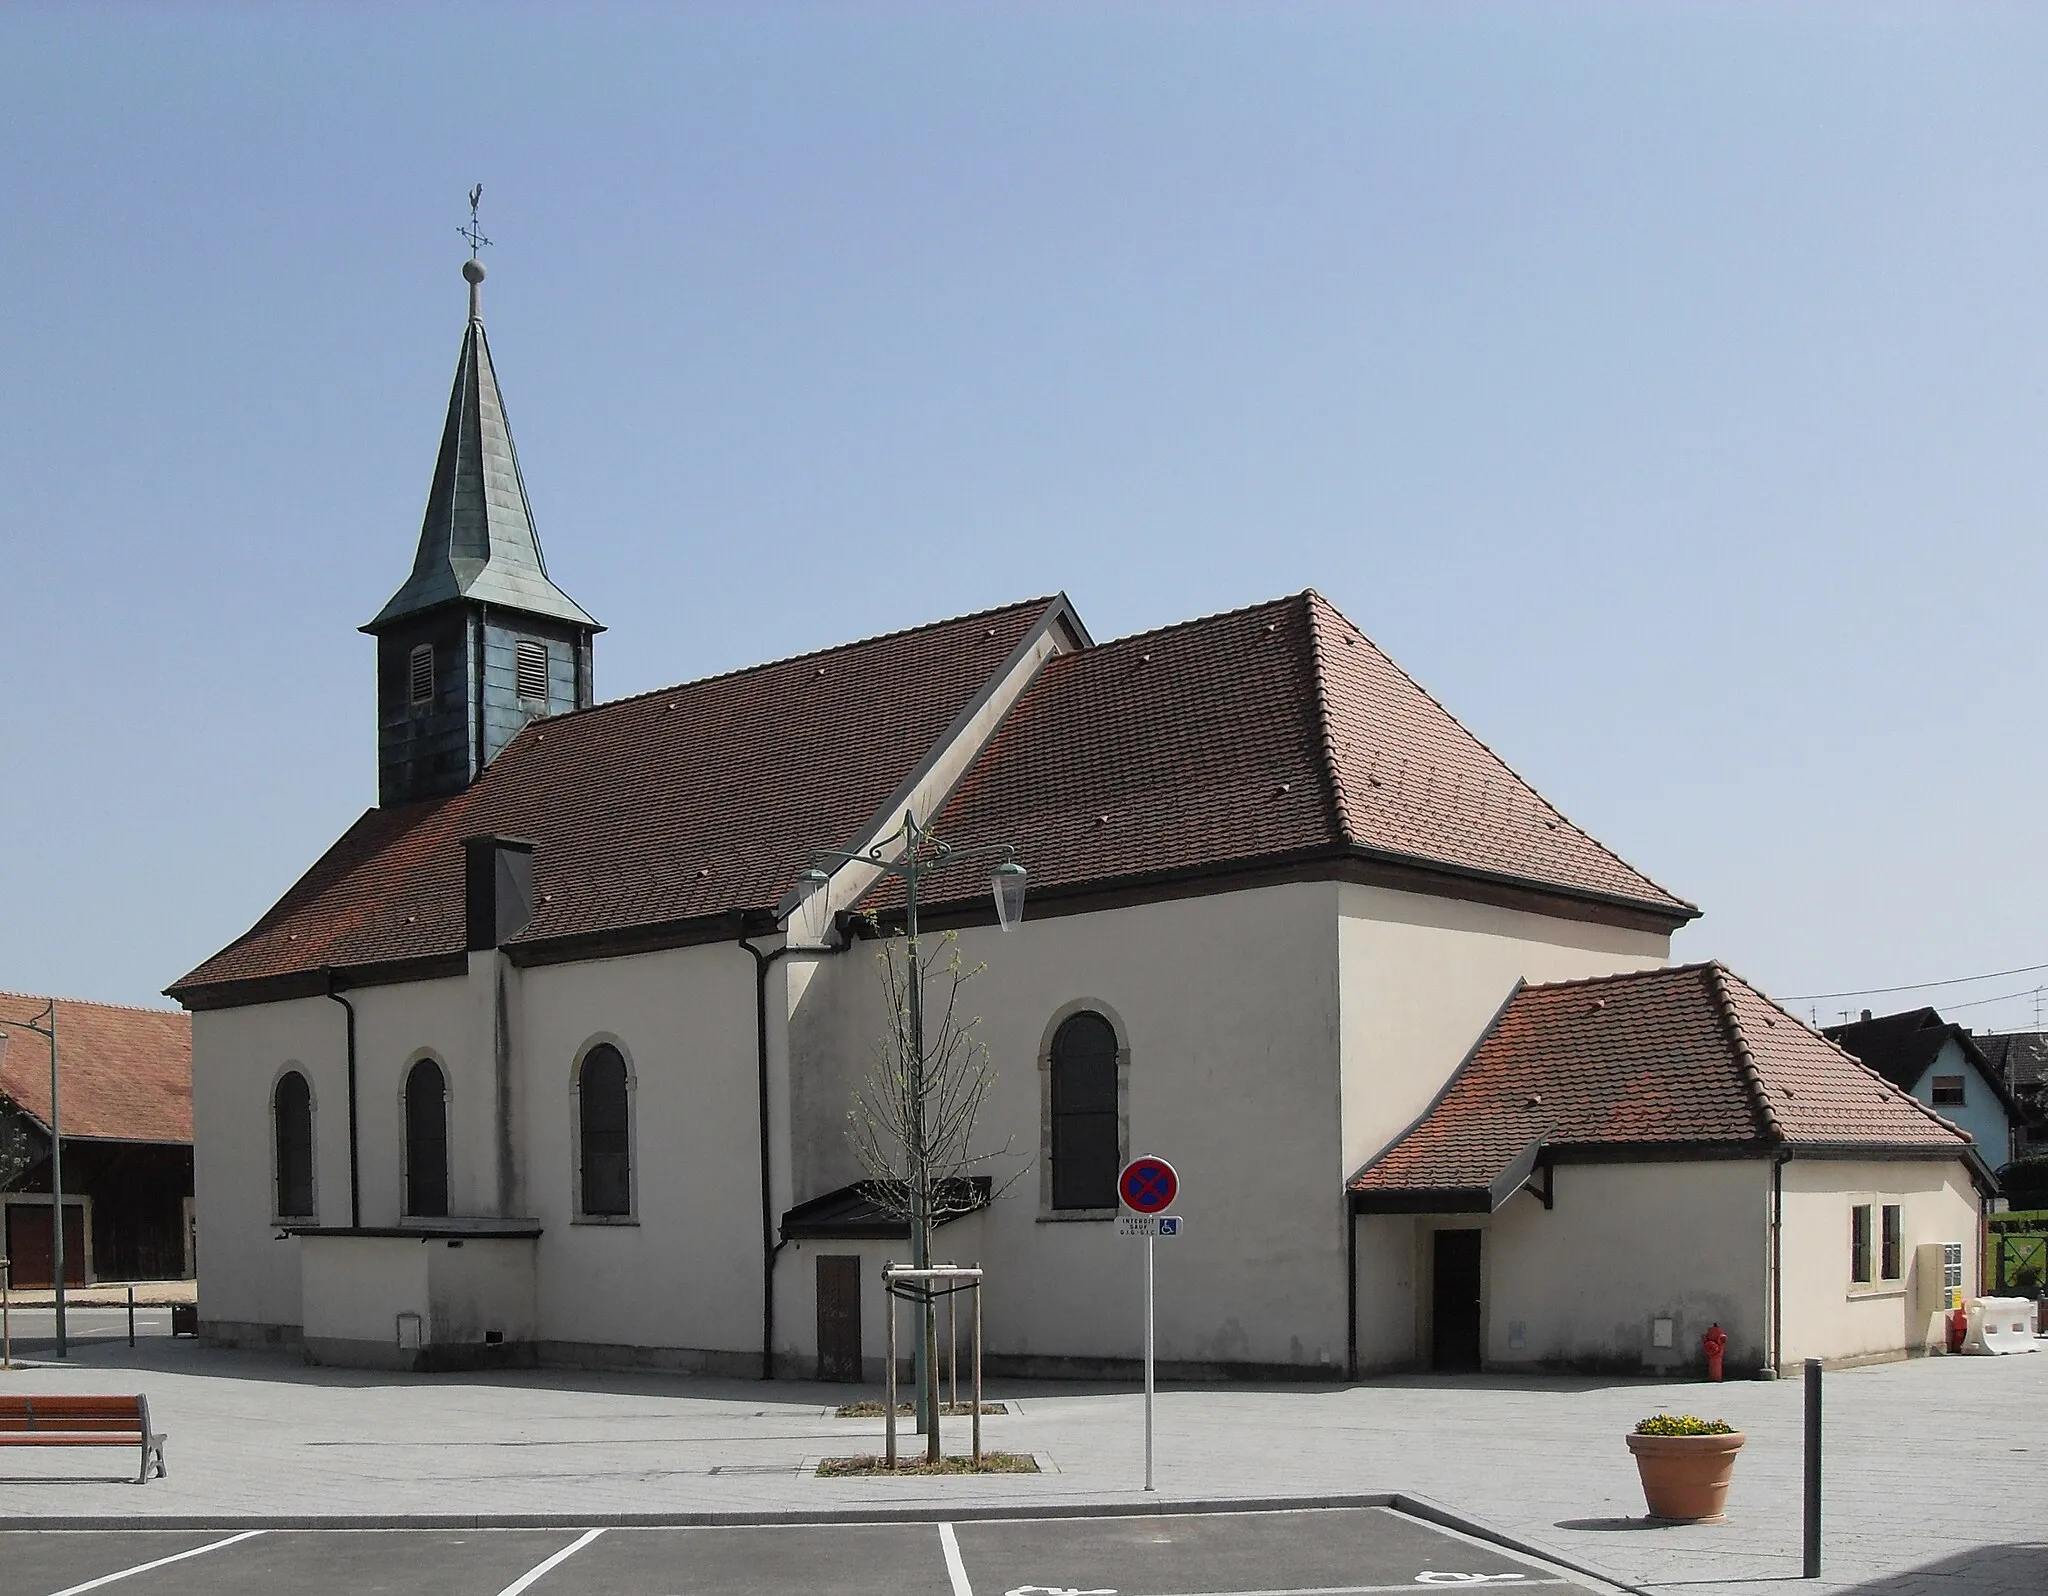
[4,1306,174,1353]
[9,1508,1594,1596]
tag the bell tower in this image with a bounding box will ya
[363,239,601,808]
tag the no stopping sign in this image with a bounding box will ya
[1119,1155,1178,1214]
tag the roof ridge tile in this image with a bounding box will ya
[1297,593,1358,843]
[534,595,1066,727]
[0,990,187,1018]
[1705,962,1786,1142]
[1304,591,1697,918]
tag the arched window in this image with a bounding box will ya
[576,1043,632,1218]
[1050,1011,1121,1210]
[273,1070,314,1220]
[404,1058,449,1218]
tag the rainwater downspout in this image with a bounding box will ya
[1770,1152,1788,1376]
[1345,1194,1358,1381]
[324,972,361,1230]
[740,925,853,1380]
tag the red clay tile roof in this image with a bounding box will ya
[0,993,192,1144]
[1351,963,1970,1202]
[173,588,1694,1007]
[171,598,1062,1000]
[921,591,1692,917]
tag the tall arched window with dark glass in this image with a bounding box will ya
[1051,1011,1120,1209]
[578,1044,632,1217]
[404,1058,449,1218]
[273,1070,314,1220]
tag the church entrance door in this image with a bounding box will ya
[1430,1228,1482,1372]
[816,1255,862,1382]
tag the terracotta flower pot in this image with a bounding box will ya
[1626,1431,1745,1523]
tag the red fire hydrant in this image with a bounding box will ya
[1703,1323,1727,1382]
[1947,1305,1969,1354]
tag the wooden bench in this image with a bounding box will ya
[0,1395,167,1482]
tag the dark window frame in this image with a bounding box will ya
[273,1069,315,1221]
[1930,1074,1966,1107]
[1850,1202,1874,1285]
[403,1057,450,1219]
[1049,1011,1121,1211]
[576,1043,634,1220]
[1880,1203,1903,1281]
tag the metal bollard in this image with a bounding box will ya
[127,1284,136,1348]
[1803,1357,1822,1578]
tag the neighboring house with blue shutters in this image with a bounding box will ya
[1826,1008,2025,1168]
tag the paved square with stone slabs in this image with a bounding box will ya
[4,1336,2046,1594]
[11,1512,1587,1596]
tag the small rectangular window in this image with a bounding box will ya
[408,644,434,707]
[1850,1203,1873,1284]
[1881,1204,1903,1280]
[515,639,549,701]
[1931,1075,1965,1106]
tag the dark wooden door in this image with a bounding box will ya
[816,1255,863,1382]
[6,1204,87,1288]
[1431,1229,1482,1372]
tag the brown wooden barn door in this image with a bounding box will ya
[815,1255,863,1382]
[5,1203,86,1288]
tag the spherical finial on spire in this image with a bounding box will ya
[462,258,486,285]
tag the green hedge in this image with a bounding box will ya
[1998,1157,2048,1208]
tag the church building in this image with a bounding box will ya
[170,259,1992,1380]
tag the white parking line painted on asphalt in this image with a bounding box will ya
[1114,1583,1567,1595]
[493,1527,607,1596]
[41,1529,266,1596]
[940,1522,975,1596]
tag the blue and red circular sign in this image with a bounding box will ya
[1119,1155,1179,1215]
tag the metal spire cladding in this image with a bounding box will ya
[364,258,599,634]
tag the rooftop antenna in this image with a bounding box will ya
[459,183,492,319]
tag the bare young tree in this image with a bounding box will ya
[847,924,1021,1462]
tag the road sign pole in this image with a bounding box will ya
[1145,1230,1156,1492]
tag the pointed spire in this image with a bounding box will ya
[364,259,600,634]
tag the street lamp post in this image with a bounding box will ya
[792,810,1025,1451]
[1,1000,64,1358]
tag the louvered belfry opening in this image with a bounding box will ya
[515,638,548,701]
[408,644,434,707]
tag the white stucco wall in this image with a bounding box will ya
[516,940,762,1362]
[1487,1159,1770,1372]
[300,1234,428,1350]
[1352,1213,1418,1371]
[190,870,1685,1377]
[774,881,1350,1375]
[1353,1161,1770,1375]
[190,995,346,1332]
[1778,1158,1981,1367]
[779,1216,989,1383]
[1336,884,1670,1179]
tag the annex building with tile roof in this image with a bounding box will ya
[172,261,1988,1381]
[0,993,194,1285]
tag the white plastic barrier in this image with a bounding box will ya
[1962,1297,2038,1355]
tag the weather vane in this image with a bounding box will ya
[459,183,492,259]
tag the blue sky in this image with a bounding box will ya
[4,4,2044,1028]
